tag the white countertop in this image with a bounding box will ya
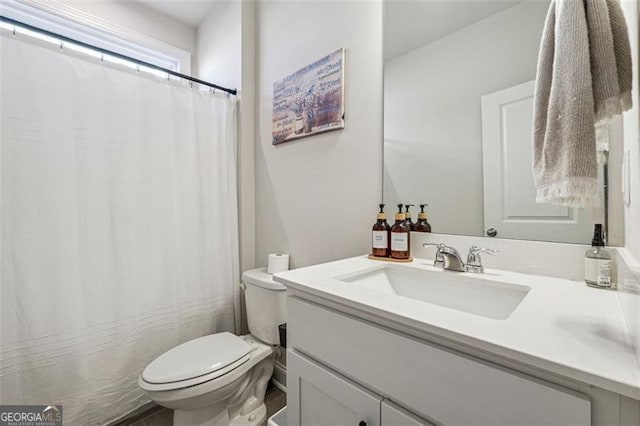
[274,255,640,400]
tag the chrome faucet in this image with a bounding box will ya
[465,246,500,273]
[422,243,500,273]
[422,243,465,272]
[440,245,466,272]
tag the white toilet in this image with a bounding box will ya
[138,268,287,426]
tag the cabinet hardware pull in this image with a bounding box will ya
[359,421,367,426]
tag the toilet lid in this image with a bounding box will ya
[142,332,251,384]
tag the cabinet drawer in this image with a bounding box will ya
[287,349,381,426]
[288,296,591,426]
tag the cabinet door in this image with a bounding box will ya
[381,400,433,426]
[287,349,381,426]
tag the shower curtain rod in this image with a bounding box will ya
[0,15,238,96]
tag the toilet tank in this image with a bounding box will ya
[242,268,287,345]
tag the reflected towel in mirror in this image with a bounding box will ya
[532,0,632,208]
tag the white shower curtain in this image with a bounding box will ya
[0,33,240,424]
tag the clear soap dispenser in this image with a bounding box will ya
[584,224,614,289]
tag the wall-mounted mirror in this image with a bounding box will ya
[383,0,621,245]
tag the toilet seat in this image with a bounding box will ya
[140,332,251,391]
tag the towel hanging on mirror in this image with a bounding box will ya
[532,0,632,208]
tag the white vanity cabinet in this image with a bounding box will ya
[286,296,604,426]
[287,349,384,426]
[288,349,433,426]
[381,401,432,426]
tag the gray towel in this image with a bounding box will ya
[533,0,632,207]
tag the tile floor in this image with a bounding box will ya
[115,386,286,426]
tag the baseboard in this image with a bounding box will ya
[108,401,158,425]
[272,360,287,393]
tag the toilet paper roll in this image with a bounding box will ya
[267,253,290,274]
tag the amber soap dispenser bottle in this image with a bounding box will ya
[415,204,432,233]
[391,204,411,260]
[372,204,391,257]
[404,204,415,231]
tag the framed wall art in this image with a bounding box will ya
[272,48,345,145]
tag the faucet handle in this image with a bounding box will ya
[422,242,445,249]
[465,246,500,273]
[422,243,446,268]
[468,245,500,256]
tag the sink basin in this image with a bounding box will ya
[336,266,530,320]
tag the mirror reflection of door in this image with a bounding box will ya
[481,81,600,244]
[383,0,618,245]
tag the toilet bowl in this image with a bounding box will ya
[138,268,287,426]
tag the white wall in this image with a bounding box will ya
[384,1,548,236]
[622,0,640,263]
[255,0,383,269]
[197,1,256,275]
[57,0,197,69]
[619,0,640,366]
[197,1,241,90]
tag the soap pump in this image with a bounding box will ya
[404,204,415,231]
[390,203,410,260]
[414,204,432,233]
[584,224,614,289]
[371,203,390,257]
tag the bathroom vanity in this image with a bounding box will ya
[274,256,640,426]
